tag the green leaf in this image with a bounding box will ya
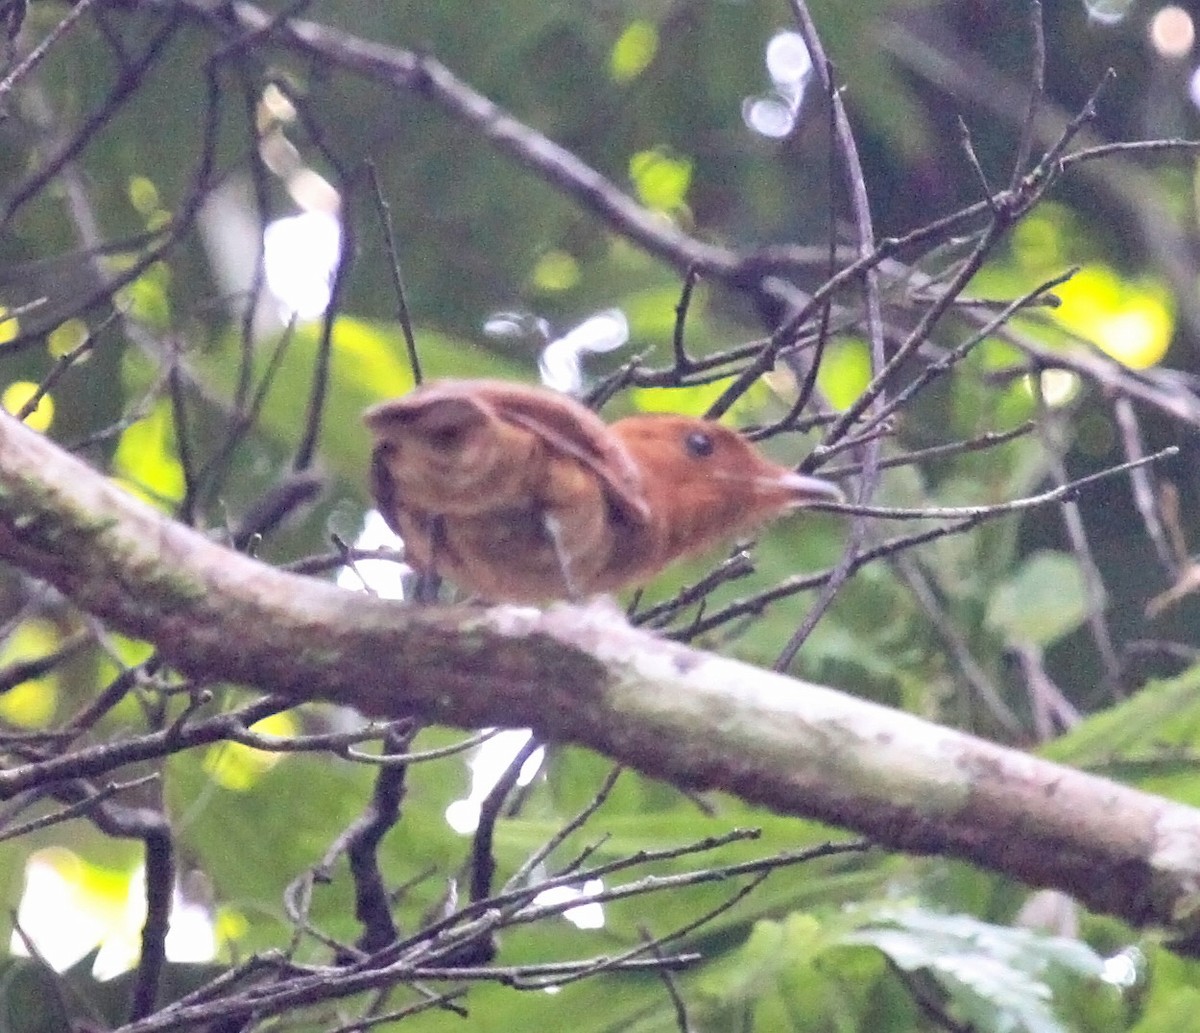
[111,400,186,505]
[693,911,881,1033]
[1041,666,1200,806]
[817,338,872,411]
[985,551,1088,647]
[1045,667,1200,768]
[1129,947,1197,1033]
[842,905,1109,1033]
[628,148,692,213]
[610,21,659,82]
[0,951,223,1032]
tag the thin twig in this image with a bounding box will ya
[0,774,158,843]
[1031,378,1123,698]
[321,723,417,953]
[813,447,1175,520]
[505,764,622,892]
[0,0,103,101]
[1112,395,1175,578]
[892,555,1023,737]
[1009,0,1045,189]
[821,422,1036,479]
[469,735,542,904]
[367,160,422,386]
[671,267,700,376]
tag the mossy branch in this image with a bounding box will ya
[1,411,1199,950]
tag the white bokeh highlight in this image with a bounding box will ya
[262,210,342,322]
[743,30,812,138]
[1082,0,1133,25]
[11,856,216,978]
[533,878,606,930]
[445,730,546,835]
[538,309,630,395]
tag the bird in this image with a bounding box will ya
[363,379,842,603]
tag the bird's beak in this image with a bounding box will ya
[778,472,845,506]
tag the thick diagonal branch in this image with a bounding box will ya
[0,411,1199,950]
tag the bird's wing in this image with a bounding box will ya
[365,379,652,527]
[362,381,493,434]
[454,381,652,527]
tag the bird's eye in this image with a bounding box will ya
[684,430,715,458]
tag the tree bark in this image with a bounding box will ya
[0,411,1198,951]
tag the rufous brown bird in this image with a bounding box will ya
[364,379,842,603]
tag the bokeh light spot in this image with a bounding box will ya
[1083,0,1134,25]
[629,148,693,213]
[611,20,658,82]
[0,306,18,345]
[263,210,342,322]
[48,318,89,358]
[1149,6,1194,58]
[2,381,54,431]
[531,250,581,292]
